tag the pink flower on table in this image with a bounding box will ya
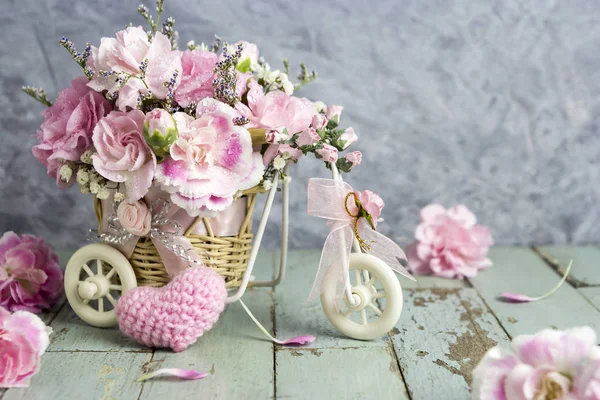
[472,326,600,400]
[154,99,264,217]
[236,80,314,135]
[92,110,157,201]
[316,143,338,163]
[174,50,218,108]
[0,308,51,388]
[117,200,152,236]
[296,128,320,147]
[406,204,493,279]
[345,151,362,170]
[32,77,111,187]
[87,27,181,110]
[0,232,63,313]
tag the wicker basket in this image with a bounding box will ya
[94,186,266,289]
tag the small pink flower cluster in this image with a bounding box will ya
[472,326,600,400]
[0,309,51,388]
[407,204,493,279]
[0,232,63,313]
[29,4,364,218]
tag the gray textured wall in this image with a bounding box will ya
[1,0,599,251]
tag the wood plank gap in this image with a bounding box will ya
[385,333,413,400]
[136,349,156,400]
[531,246,588,288]
[465,280,512,340]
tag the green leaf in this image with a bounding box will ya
[236,57,252,73]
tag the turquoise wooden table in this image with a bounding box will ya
[2,246,599,400]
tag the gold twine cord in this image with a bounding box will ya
[344,192,372,252]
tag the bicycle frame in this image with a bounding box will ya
[224,162,362,306]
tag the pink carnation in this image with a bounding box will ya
[0,232,63,313]
[236,80,314,135]
[174,50,218,108]
[87,26,181,110]
[406,204,493,279]
[92,110,157,201]
[472,326,600,400]
[0,308,51,388]
[32,77,111,187]
[154,99,264,216]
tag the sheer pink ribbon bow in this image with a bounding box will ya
[306,178,416,302]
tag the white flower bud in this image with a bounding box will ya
[96,187,111,200]
[80,150,93,164]
[76,169,90,185]
[314,101,327,113]
[279,73,294,95]
[59,165,73,182]
[89,180,101,194]
[262,180,274,191]
[114,192,125,202]
[273,156,286,171]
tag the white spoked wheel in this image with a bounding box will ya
[321,252,403,340]
[64,243,137,328]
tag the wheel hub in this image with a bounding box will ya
[78,276,109,300]
[347,284,373,311]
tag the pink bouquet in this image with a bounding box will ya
[24,0,363,219]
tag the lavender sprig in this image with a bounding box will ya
[59,37,94,78]
[161,16,178,49]
[137,0,165,36]
[210,35,222,53]
[212,42,242,106]
[295,63,317,90]
[22,86,52,107]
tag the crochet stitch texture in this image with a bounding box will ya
[115,266,227,352]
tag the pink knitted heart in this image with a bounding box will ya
[115,266,227,352]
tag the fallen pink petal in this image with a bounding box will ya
[239,300,316,346]
[498,260,573,304]
[136,368,208,383]
[498,293,536,303]
[280,335,317,345]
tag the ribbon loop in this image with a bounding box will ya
[306,178,415,303]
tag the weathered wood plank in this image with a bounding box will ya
[469,247,600,337]
[48,304,150,352]
[534,245,600,286]
[402,275,470,289]
[390,288,510,400]
[140,288,275,400]
[579,287,600,311]
[276,346,410,399]
[275,249,385,348]
[3,352,149,400]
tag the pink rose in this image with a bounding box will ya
[316,143,338,163]
[345,151,362,170]
[0,308,51,388]
[0,232,63,313]
[173,50,217,107]
[339,127,357,149]
[87,27,180,110]
[296,128,320,147]
[154,99,264,216]
[117,200,152,236]
[406,204,493,279]
[326,104,343,124]
[472,326,600,400]
[92,110,157,201]
[311,113,328,130]
[32,77,111,187]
